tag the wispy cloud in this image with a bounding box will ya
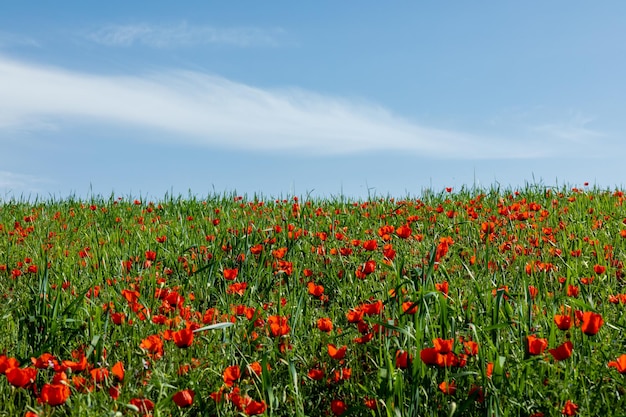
[0,31,40,48]
[532,114,604,144]
[0,170,52,194]
[0,55,593,159]
[86,22,288,48]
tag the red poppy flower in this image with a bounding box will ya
[608,354,626,373]
[0,355,19,374]
[31,353,59,370]
[580,311,603,335]
[328,344,347,360]
[172,389,195,407]
[90,367,109,384]
[317,317,333,333]
[433,338,454,354]
[109,384,121,400]
[439,380,457,395]
[111,312,126,325]
[247,361,263,376]
[62,352,88,372]
[554,314,573,330]
[140,334,164,359]
[435,281,449,295]
[401,301,418,314]
[464,340,479,356]
[395,350,410,369]
[527,335,548,355]
[223,365,241,387]
[308,368,324,380]
[361,300,383,316]
[420,347,441,366]
[346,308,364,323]
[562,400,578,416]
[245,399,267,415]
[593,264,606,275]
[223,268,238,281]
[227,282,248,296]
[112,361,125,382]
[267,315,290,337]
[39,382,71,406]
[566,285,579,297]
[548,341,573,361]
[330,399,347,416]
[129,398,155,414]
[6,366,37,388]
[395,224,412,239]
[362,239,378,251]
[172,328,194,348]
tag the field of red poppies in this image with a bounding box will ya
[1,186,626,416]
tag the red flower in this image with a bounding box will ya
[395,224,412,239]
[580,311,603,335]
[548,341,573,361]
[420,348,441,365]
[433,338,454,354]
[308,368,324,380]
[223,365,241,387]
[593,264,606,275]
[223,268,239,280]
[129,398,155,414]
[608,354,626,373]
[435,281,449,295]
[227,282,248,296]
[562,400,578,415]
[362,239,378,251]
[111,312,126,325]
[245,399,267,415]
[39,382,71,406]
[317,317,333,333]
[330,399,347,415]
[464,340,479,356]
[112,361,125,382]
[31,353,59,370]
[439,380,457,395]
[172,328,194,348]
[395,350,410,369]
[6,367,37,388]
[172,389,195,407]
[307,282,325,298]
[267,315,290,337]
[360,300,383,316]
[62,352,88,372]
[527,335,548,355]
[0,355,19,374]
[140,334,164,359]
[554,314,572,330]
[328,344,347,360]
[90,367,109,384]
[401,301,418,314]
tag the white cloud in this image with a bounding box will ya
[0,31,40,48]
[0,170,52,194]
[86,22,287,48]
[532,115,604,144]
[0,55,583,159]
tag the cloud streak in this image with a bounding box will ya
[0,170,52,194]
[0,55,597,159]
[86,22,287,48]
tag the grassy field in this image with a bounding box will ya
[1,186,626,416]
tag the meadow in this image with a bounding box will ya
[1,185,626,416]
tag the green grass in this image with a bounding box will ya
[1,186,626,416]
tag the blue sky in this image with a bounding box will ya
[1,2,624,200]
